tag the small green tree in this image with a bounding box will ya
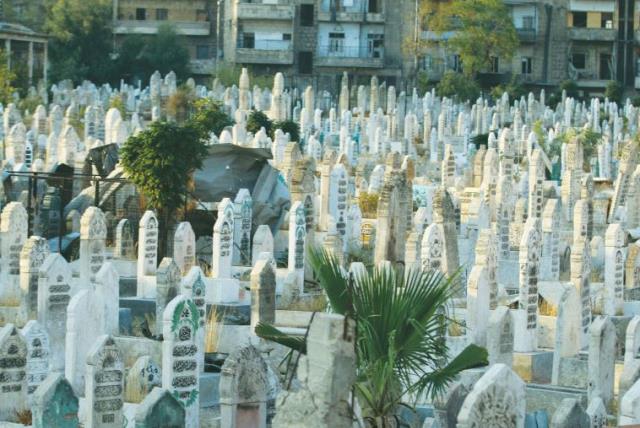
[272,120,300,143]
[436,71,480,102]
[257,248,488,424]
[605,80,624,104]
[120,122,208,255]
[432,0,518,77]
[188,99,235,140]
[0,51,17,105]
[247,110,273,136]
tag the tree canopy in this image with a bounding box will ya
[430,0,518,77]
[45,0,114,84]
[113,24,191,84]
[0,51,17,105]
[120,121,207,217]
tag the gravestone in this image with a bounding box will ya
[182,266,206,372]
[137,210,159,297]
[0,324,28,420]
[588,316,616,407]
[31,373,79,428]
[19,236,49,320]
[155,258,181,337]
[287,201,306,293]
[252,225,274,266]
[549,398,589,428]
[250,259,276,332]
[220,345,269,428]
[125,355,162,404]
[486,306,514,366]
[162,295,201,428]
[21,320,50,395]
[79,206,107,283]
[456,364,526,428]
[134,387,185,428]
[213,198,234,279]
[0,202,28,304]
[114,218,134,259]
[85,335,124,427]
[233,189,252,266]
[37,253,71,372]
[174,222,196,276]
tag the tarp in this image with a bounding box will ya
[193,144,290,232]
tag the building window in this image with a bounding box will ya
[283,33,292,41]
[196,45,209,59]
[490,56,499,73]
[156,8,168,20]
[136,8,146,20]
[571,53,586,69]
[522,16,534,29]
[368,0,380,13]
[367,33,384,58]
[600,54,612,79]
[299,51,313,74]
[521,57,532,74]
[572,11,587,28]
[601,12,613,28]
[196,9,209,21]
[242,33,255,49]
[300,4,314,26]
[329,32,345,53]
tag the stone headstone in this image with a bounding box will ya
[19,236,49,320]
[134,387,186,428]
[162,295,201,428]
[124,355,162,404]
[31,373,79,428]
[174,222,196,276]
[155,258,181,336]
[21,320,50,396]
[85,335,124,427]
[0,324,28,420]
[79,206,107,283]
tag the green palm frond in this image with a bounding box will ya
[413,344,489,398]
[308,247,352,315]
[254,322,306,354]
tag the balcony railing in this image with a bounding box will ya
[317,10,366,22]
[235,40,294,64]
[516,28,536,42]
[237,0,295,20]
[113,20,210,36]
[568,27,616,41]
[316,45,384,68]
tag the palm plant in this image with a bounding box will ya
[256,247,488,426]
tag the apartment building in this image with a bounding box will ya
[223,0,404,92]
[112,0,218,77]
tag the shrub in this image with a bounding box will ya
[436,71,480,102]
[247,109,273,136]
[605,80,624,104]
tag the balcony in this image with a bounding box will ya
[236,41,294,64]
[316,46,384,68]
[114,20,210,36]
[236,1,295,20]
[317,10,366,22]
[568,27,616,42]
[516,28,537,43]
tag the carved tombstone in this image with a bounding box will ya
[85,335,124,427]
[162,295,201,428]
[220,345,269,428]
[31,373,79,428]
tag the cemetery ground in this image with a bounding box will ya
[0,67,638,427]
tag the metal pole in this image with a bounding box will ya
[94,180,100,207]
[26,175,33,236]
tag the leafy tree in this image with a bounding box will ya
[188,99,235,140]
[272,120,300,142]
[432,0,518,77]
[45,0,114,84]
[257,248,488,423]
[247,110,273,136]
[0,51,17,105]
[114,25,190,83]
[436,71,480,102]
[120,121,208,255]
[605,80,624,104]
